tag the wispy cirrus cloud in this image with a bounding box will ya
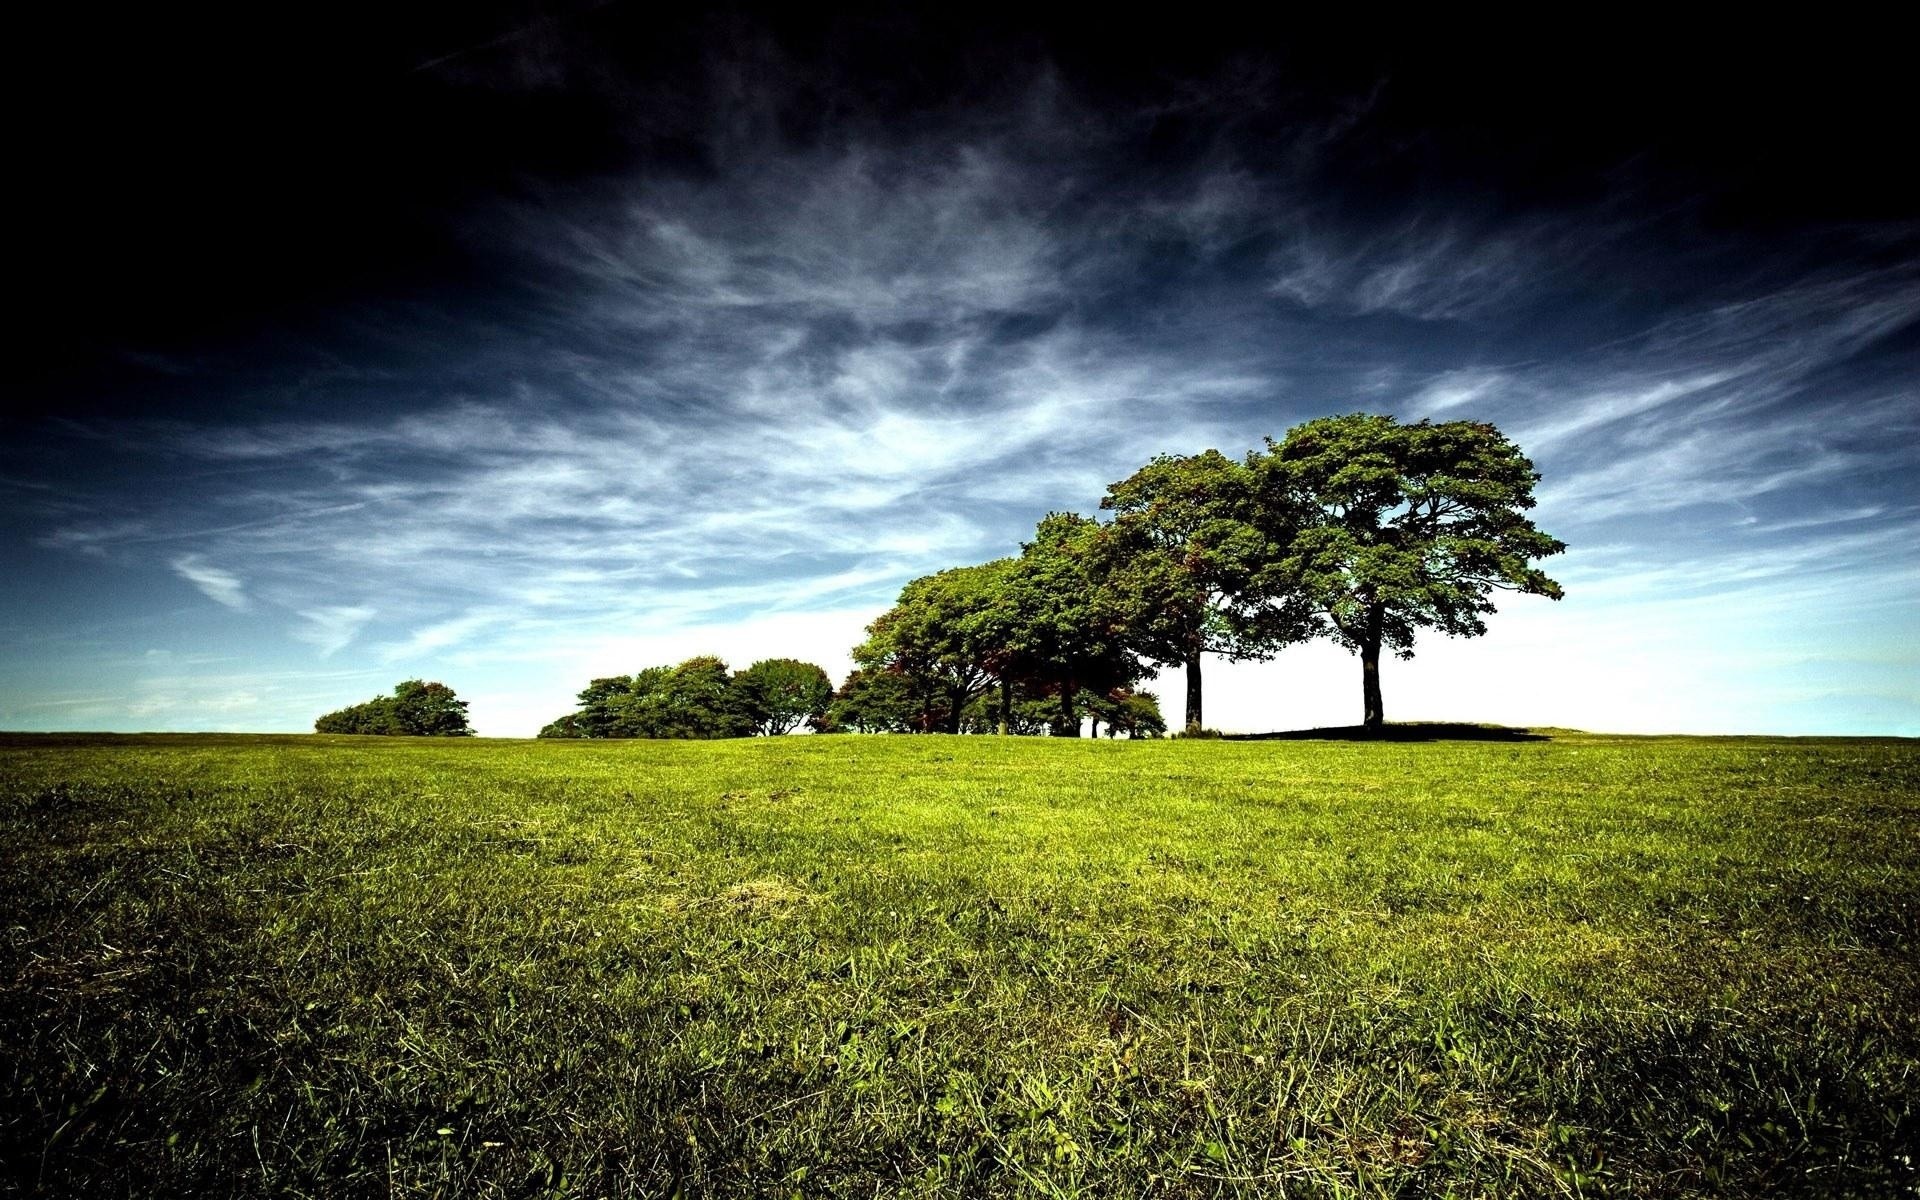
[169,554,250,611]
[293,605,376,657]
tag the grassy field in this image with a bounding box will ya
[1,731,1915,1198]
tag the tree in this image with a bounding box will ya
[985,513,1143,737]
[536,658,753,739]
[315,680,473,736]
[853,563,1010,734]
[823,668,924,733]
[734,658,833,735]
[1252,413,1565,735]
[1084,687,1167,738]
[1099,450,1312,732]
[650,655,754,738]
[390,679,474,736]
[536,713,585,739]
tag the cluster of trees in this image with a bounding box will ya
[854,413,1565,736]
[536,653,1167,740]
[537,657,833,739]
[314,679,473,735]
[315,416,1561,743]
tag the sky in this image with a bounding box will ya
[4,7,1916,737]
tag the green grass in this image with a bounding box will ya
[1,731,1915,1198]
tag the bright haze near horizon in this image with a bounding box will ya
[4,7,1915,738]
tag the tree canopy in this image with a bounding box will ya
[734,658,834,736]
[1251,413,1565,732]
[851,562,1011,735]
[822,668,927,734]
[988,512,1143,736]
[315,680,473,736]
[538,656,833,739]
[835,413,1562,738]
[1098,449,1312,731]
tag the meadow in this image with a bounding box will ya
[1,730,1914,1198]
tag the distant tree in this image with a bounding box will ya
[1084,687,1167,739]
[853,563,1009,734]
[647,655,753,738]
[986,513,1144,737]
[536,713,585,739]
[603,667,673,736]
[734,658,833,735]
[313,699,399,735]
[568,675,637,738]
[315,680,473,736]
[1100,450,1312,733]
[824,668,925,733]
[537,658,753,739]
[390,680,473,736]
[1251,413,1565,735]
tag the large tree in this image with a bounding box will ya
[1252,413,1565,734]
[650,655,754,739]
[542,668,669,738]
[1099,450,1311,732]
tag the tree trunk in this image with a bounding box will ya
[997,678,1012,736]
[1184,655,1203,733]
[1055,686,1080,737]
[1089,716,1100,739]
[1360,606,1385,736]
[948,686,966,735]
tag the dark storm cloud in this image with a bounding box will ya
[4,8,1915,733]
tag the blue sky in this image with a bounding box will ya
[4,12,1915,736]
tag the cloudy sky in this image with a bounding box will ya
[5,8,1915,736]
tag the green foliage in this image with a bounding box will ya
[314,679,473,736]
[653,656,754,739]
[1098,451,1314,730]
[2,732,1915,1196]
[819,668,920,733]
[1253,413,1566,730]
[1083,687,1167,738]
[733,658,834,736]
[535,712,584,739]
[538,658,763,739]
[852,562,1012,734]
[1098,451,1272,662]
[987,513,1145,736]
[838,413,1564,737]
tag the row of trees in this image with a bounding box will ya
[853,413,1565,735]
[315,679,474,735]
[537,655,1169,739]
[537,657,833,739]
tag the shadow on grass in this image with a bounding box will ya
[1225,722,1552,743]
